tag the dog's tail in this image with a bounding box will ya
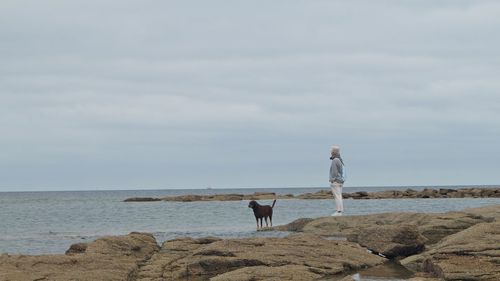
[271,199,276,208]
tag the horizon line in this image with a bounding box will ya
[1,184,499,193]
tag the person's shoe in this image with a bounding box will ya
[331,211,343,217]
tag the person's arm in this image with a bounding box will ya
[336,159,343,178]
[329,161,335,183]
[334,159,344,183]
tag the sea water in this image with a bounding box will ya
[1,186,499,255]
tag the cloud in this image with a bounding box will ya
[1,0,499,190]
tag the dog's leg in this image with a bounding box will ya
[255,218,259,230]
[265,217,269,227]
[270,215,273,227]
[259,218,263,229]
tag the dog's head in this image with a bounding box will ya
[248,200,258,209]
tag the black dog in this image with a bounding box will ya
[248,200,276,230]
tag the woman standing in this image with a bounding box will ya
[329,145,345,216]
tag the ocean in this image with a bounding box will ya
[1,186,499,255]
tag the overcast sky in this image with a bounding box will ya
[1,1,499,191]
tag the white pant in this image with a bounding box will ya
[330,182,344,212]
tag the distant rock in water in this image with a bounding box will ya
[124,197,162,202]
[123,187,500,202]
[123,192,278,202]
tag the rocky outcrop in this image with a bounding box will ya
[274,205,500,280]
[134,234,385,281]
[0,232,159,281]
[123,187,500,202]
[279,212,488,244]
[463,204,500,220]
[401,221,500,280]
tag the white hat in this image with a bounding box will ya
[330,145,340,154]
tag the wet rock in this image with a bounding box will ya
[401,221,500,280]
[0,232,159,281]
[134,234,385,281]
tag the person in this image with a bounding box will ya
[329,145,345,216]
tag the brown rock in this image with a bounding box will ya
[439,188,456,195]
[275,217,314,232]
[210,265,322,281]
[463,205,500,220]
[357,224,427,258]
[134,234,385,281]
[65,243,87,255]
[0,232,159,281]
[275,206,495,246]
[401,221,500,280]
[296,189,331,199]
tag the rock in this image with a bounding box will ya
[163,194,204,202]
[134,234,385,281]
[356,191,369,197]
[123,187,500,202]
[242,192,276,200]
[357,224,427,258]
[439,188,456,195]
[210,265,322,281]
[296,189,331,199]
[124,197,162,202]
[65,243,87,255]
[401,221,500,280]
[463,205,500,220]
[274,206,495,246]
[406,277,443,281]
[275,217,314,232]
[0,232,159,281]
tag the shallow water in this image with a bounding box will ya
[0,187,499,254]
[321,262,415,281]
[353,262,415,280]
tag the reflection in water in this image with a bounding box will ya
[354,262,414,280]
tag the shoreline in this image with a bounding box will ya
[124,187,500,202]
[1,204,498,280]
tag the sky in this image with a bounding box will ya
[1,1,499,191]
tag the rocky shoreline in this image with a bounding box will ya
[124,187,500,202]
[1,205,498,280]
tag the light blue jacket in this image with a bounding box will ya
[329,158,345,183]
